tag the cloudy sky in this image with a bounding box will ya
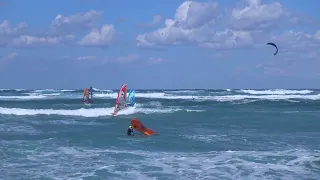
[1,0,320,89]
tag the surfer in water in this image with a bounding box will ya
[127,126,134,136]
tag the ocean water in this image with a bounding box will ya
[0,88,320,180]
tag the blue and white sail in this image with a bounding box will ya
[126,90,136,106]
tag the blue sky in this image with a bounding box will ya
[0,0,320,89]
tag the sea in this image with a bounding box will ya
[0,88,320,180]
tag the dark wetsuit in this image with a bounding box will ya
[89,87,93,103]
[127,128,133,136]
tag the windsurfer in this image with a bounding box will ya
[112,84,128,116]
[127,126,134,136]
[114,103,121,113]
[88,86,93,103]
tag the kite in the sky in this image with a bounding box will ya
[266,42,278,56]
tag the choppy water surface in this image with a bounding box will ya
[1,88,320,180]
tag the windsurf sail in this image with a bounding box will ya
[82,88,89,102]
[131,118,158,136]
[126,90,136,106]
[113,84,127,114]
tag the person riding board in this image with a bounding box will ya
[127,125,134,136]
[115,92,126,113]
[88,86,93,103]
[115,102,121,112]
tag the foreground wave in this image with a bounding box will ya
[0,106,203,117]
[1,140,319,179]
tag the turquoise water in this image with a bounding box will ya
[0,89,320,180]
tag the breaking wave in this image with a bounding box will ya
[0,105,203,117]
[238,89,313,95]
[2,143,318,180]
[0,88,319,102]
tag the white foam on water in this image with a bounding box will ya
[182,134,230,143]
[239,89,313,95]
[42,93,61,96]
[1,89,320,102]
[0,124,41,135]
[60,90,76,92]
[164,90,203,94]
[211,94,320,101]
[0,95,46,100]
[0,105,202,117]
[93,93,115,98]
[93,92,320,101]
[148,101,162,108]
[0,92,61,100]
[1,143,319,180]
[92,88,113,92]
[32,89,56,93]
